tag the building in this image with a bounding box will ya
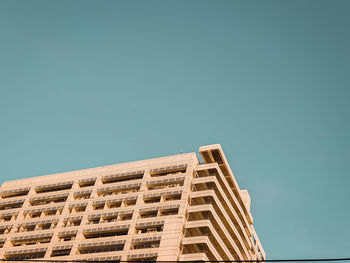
[0,144,265,262]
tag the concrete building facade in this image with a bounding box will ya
[0,144,265,262]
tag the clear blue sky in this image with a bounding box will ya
[1,0,349,259]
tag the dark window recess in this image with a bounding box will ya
[58,233,77,242]
[5,252,46,260]
[84,230,128,239]
[119,214,132,221]
[98,186,140,197]
[147,182,184,190]
[51,249,71,257]
[127,257,157,263]
[102,174,143,184]
[79,181,96,188]
[135,225,163,234]
[100,216,117,223]
[132,241,160,249]
[93,204,104,210]
[150,168,186,177]
[79,245,124,254]
[12,237,51,246]
[20,225,35,232]
[0,228,11,235]
[123,200,137,206]
[1,190,29,199]
[36,184,72,194]
[69,206,86,213]
[38,223,52,230]
[0,215,12,221]
[74,193,91,200]
[30,197,67,206]
[144,197,161,204]
[163,194,181,201]
[0,202,24,210]
[106,202,121,209]
[159,208,179,216]
[87,218,100,224]
[139,211,158,219]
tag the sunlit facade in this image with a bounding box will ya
[0,144,265,262]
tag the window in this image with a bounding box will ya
[119,214,132,221]
[84,229,128,239]
[106,202,121,209]
[97,184,141,197]
[144,197,161,204]
[18,225,35,232]
[139,211,158,219]
[74,193,91,200]
[150,168,186,177]
[147,182,184,191]
[69,206,86,214]
[1,189,29,199]
[12,237,52,246]
[87,218,100,225]
[123,200,137,207]
[127,257,157,263]
[36,184,72,194]
[135,225,163,234]
[159,208,178,216]
[102,173,143,184]
[0,215,13,222]
[78,245,124,254]
[63,219,82,227]
[0,226,12,235]
[163,194,181,202]
[132,241,160,249]
[30,197,67,206]
[79,179,96,188]
[51,249,71,257]
[93,204,104,210]
[29,212,41,219]
[58,233,77,242]
[43,210,58,216]
[5,252,46,260]
[37,222,56,230]
[100,215,117,223]
[0,201,24,210]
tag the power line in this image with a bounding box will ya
[0,258,350,263]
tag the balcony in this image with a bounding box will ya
[181,236,222,261]
[0,187,30,199]
[102,171,144,184]
[0,199,25,211]
[185,219,243,260]
[35,181,73,194]
[196,161,253,225]
[191,184,251,251]
[184,221,235,261]
[187,203,249,259]
[178,252,209,262]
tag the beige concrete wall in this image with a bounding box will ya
[0,145,265,262]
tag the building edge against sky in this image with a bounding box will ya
[0,144,265,262]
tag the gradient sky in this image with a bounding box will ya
[1,0,349,259]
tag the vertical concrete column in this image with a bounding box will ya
[120,168,148,262]
[70,176,100,257]
[157,159,195,261]
[18,187,36,221]
[2,187,35,250]
[45,181,78,258]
